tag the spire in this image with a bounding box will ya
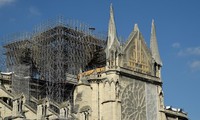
[134,24,139,32]
[105,3,120,58]
[150,19,162,66]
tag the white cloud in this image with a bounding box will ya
[0,0,15,8]
[172,42,180,48]
[190,60,200,71]
[178,47,200,56]
[29,6,41,16]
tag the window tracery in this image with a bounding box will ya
[121,81,158,120]
[121,81,146,120]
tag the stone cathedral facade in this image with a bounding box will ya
[0,4,188,120]
[74,4,188,120]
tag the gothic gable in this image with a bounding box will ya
[122,30,153,75]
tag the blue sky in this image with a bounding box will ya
[0,0,199,119]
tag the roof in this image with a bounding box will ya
[164,106,188,119]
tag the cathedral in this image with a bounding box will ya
[0,4,188,120]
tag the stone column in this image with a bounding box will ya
[91,81,98,119]
[99,82,104,120]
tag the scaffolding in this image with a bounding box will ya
[2,16,106,103]
[0,39,5,71]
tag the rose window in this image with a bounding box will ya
[121,81,147,120]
